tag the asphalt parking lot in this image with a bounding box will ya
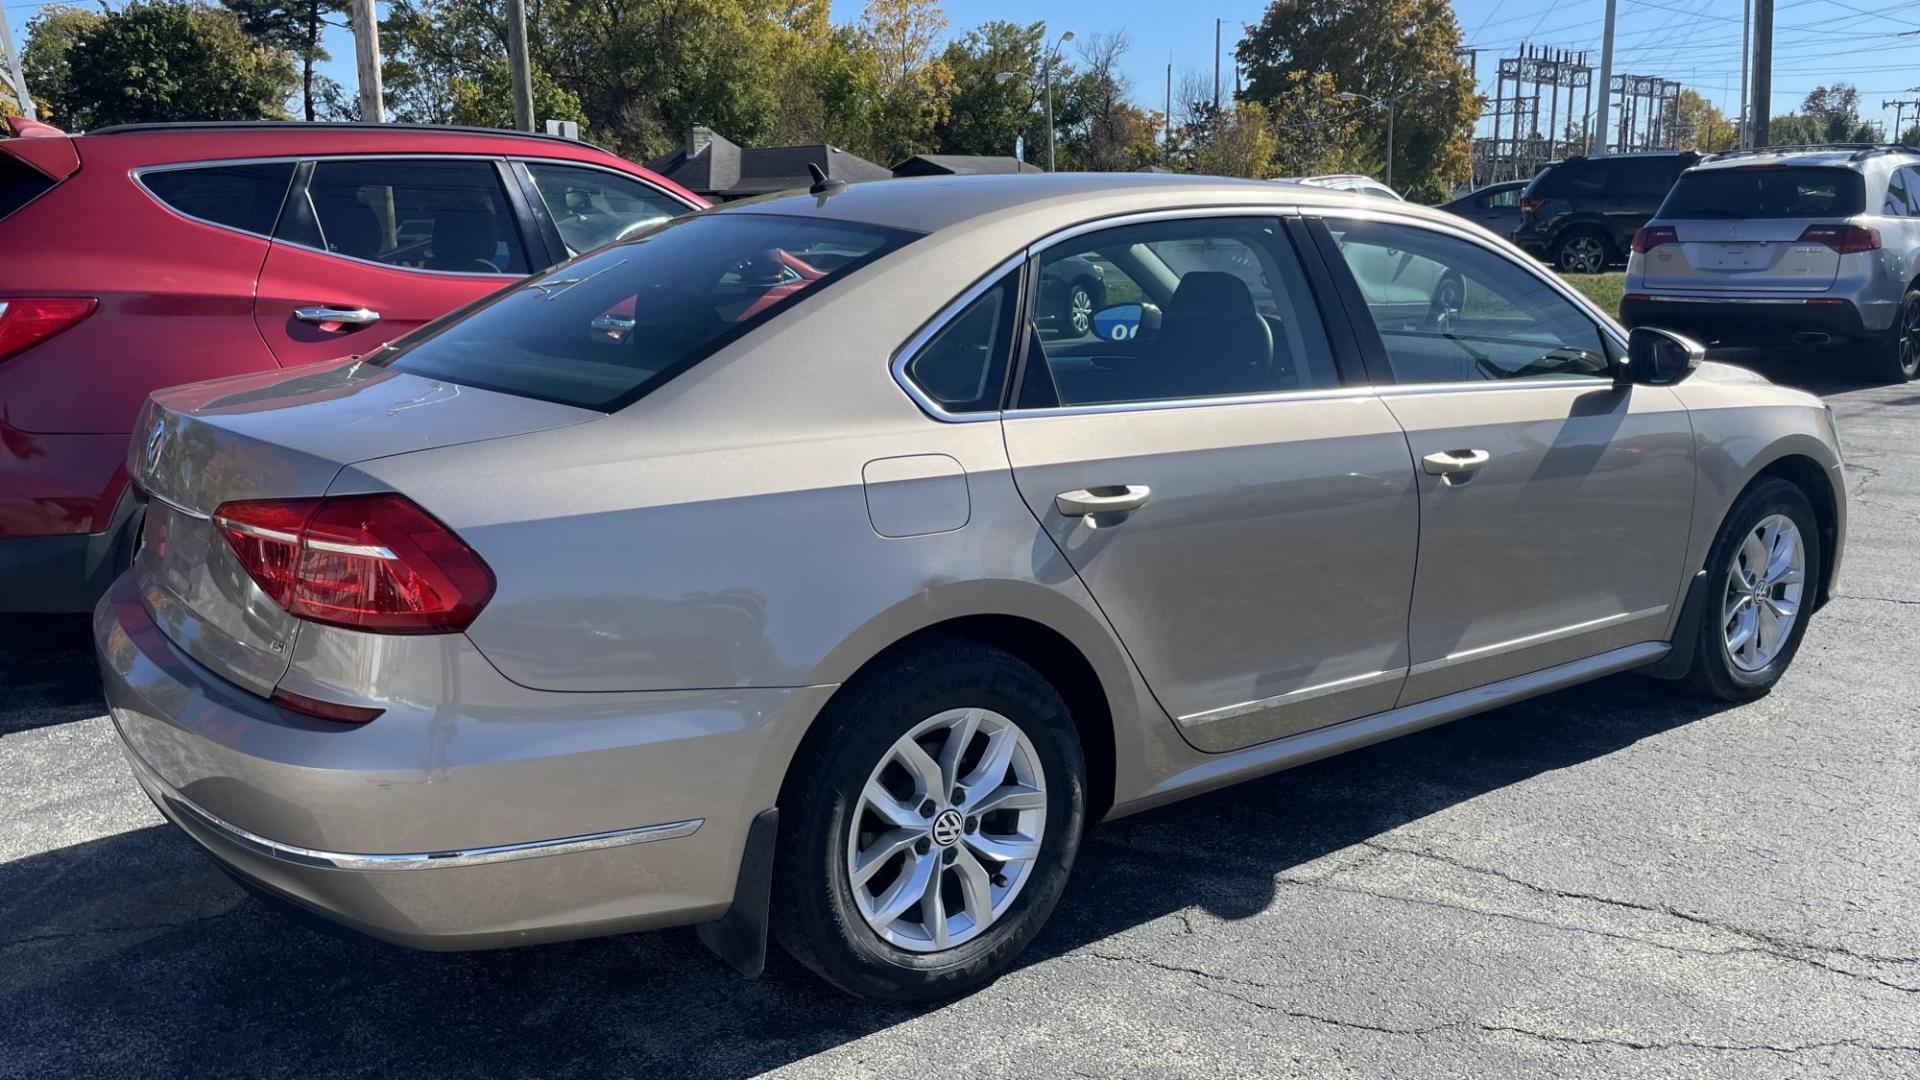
[4,353,1917,1079]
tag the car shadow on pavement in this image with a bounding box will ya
[0,614,103,735]
[0,668,1735,1080]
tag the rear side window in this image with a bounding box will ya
[141,162,294,236]
[1534,160,1604,197]
[901,273,1018,413]
[0,155,56,222]
[1662,167,1865,219]
[1885,168,1915,217]
[305,159,529,275]
[375,213,913,411]
[525,162,690,257]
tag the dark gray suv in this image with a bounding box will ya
[1514,151,1701,273]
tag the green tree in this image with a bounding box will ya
[856,0,952,163]
[1672,89,1736,152]
[220,0,344,121]
[1194,99,1276,178]
[19,5,105,124]
[1268,70,1364,176]
[1055,30,1161,171]
[1237,0,1478,199]
[935,20,1044,158]
[27,0,294,128]
[1799,84,1875,142]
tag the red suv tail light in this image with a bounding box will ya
[1632,225,1678,253]
[1520,195,1544,218]
[212,494,494,634]
[0,297,97,362]
[1799,224,1880,254]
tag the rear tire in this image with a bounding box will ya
[1676,477,1821,702]
[1870,288,1920,383]
[772,638,1086,1002]
[1552,228,1610,274]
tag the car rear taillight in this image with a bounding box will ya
[1632,226,1678,253]
[1799,224,1880,254]
[212,494,494,634]
[0,297,96,362]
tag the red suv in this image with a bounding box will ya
[0,120,705,613]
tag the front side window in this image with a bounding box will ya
[374,213,912,411]
[1326,218,1610,384]
[1663,167,1865,219]
[1022,217,1338,408]
[305,159,529,275]
[525,162,691,257]
[142,162,295,236]
[1485,186,1521,209]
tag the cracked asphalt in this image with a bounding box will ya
[4,355,1917,1079]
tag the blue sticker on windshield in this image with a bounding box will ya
[1091,304,1143,341]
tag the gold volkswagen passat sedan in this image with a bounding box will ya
[97,173,1845,1001]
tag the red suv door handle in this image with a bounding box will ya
[294,306,381,329]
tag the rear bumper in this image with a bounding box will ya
[1619,295,1870,345]
[95,573,832,951]
[0,482,140,612]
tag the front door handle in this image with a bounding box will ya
[294,306,381,329]
[1422,449,1492,476]
[1056,485,1152,517]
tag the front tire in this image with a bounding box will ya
[772,639,1086,1002]
[1677,477,1822,702]
[1062,282,1096,338]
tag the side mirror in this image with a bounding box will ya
[1621,326,1704,386]
[1090,303,1161,343]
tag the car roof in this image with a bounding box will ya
[716,171,1449,238]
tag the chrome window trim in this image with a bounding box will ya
[129,158,302,243]
[1178,668,1405,729]
[889,252,1030,424]
[124,738,702,872]
[890,198,1636,425]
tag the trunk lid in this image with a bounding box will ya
[131,358,597,695]
[1639,218,1843,292]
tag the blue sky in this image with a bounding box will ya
[7,0,1917,138]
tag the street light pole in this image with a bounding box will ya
[1043,30,1073,172]
[1339,88,1420,191]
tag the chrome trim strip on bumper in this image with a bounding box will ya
[122,739,702,871]
[1177,668,1405,728]
[1635,294,1835,305]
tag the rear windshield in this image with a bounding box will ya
[373,213,915,410]
[0,155,56,223]
[1660,167,1865,219]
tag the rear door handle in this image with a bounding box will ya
[1056,485,1152,516]
[294,306,381,328]
[1422,449,1492,476]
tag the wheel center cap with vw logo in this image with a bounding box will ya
[930,809,964,847]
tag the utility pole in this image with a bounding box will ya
[1738,0,1751,147]
[350,0,384,123]
[1213,18,1222,111]
[506,0,534,132]
[0,1,35,121]
[1887,98,1920,142]
[1165,59,1173,143]
[1750,0,1773,148]
[1592,0,1617,155]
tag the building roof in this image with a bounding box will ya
[649,127,892,198]
[891,154,1041,177]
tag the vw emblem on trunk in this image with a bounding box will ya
[930,809,964,847]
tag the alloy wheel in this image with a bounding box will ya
[1722,513,1806,673]
[1068,287,1094,337]
[846,708,1047,952]
[1559,234,1606,274]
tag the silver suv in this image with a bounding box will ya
[1622,144,1920,381]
